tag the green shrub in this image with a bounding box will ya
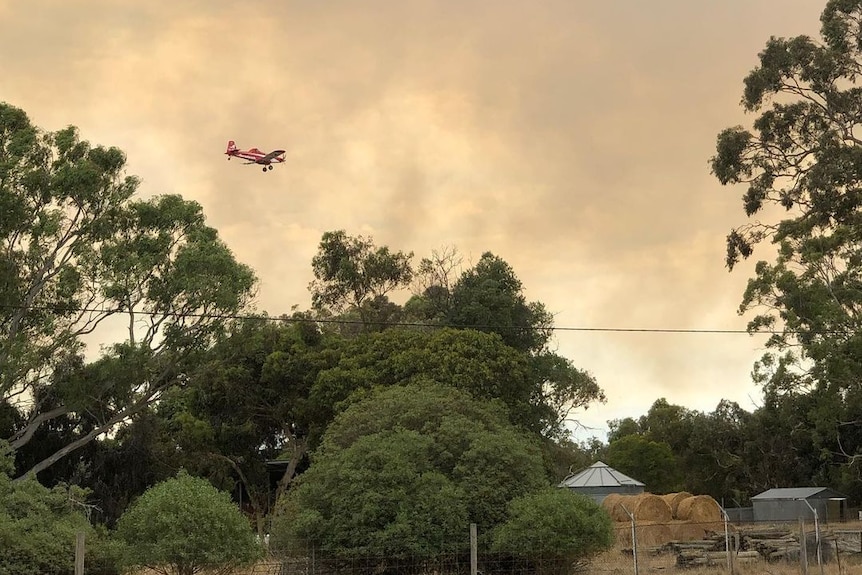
[116,470,262,575]
[491,487,614,574]
[0,441,120,575]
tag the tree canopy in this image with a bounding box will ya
[710,0,862,475]
[272,381,548,562]
[0,101,256,479]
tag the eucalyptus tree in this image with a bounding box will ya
[0,102,256,479]
[710,0,862,468]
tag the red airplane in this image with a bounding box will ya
[225,140,286,172]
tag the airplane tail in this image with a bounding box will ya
[226,140,237,153]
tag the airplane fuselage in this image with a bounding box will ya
[227,150,284,165]
[225,141,286,172]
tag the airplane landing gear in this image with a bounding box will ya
[262,167,267,172]
[267,165,274,171]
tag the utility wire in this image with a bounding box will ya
[0,303,784,335]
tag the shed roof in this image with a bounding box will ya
[559,461,645,488]
[751,487,847,501]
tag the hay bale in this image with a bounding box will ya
[614,520,674,547]
[604,493,672,522]
[603,494,638,521]
[668,520,710,542]
[661,492,693,518]
[631,493,673,522]
[676,495,723,523]
[601,493,624,519]
[612,495,641,521]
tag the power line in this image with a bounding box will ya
[0,303,781,335]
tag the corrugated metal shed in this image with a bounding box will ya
[751,487,847,523]
[558,461,645,504]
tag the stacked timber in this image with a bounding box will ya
[744,528,800,562]
[666,526,862,565]
[676,550,760,568]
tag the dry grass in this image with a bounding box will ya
[592,519,862,575]
[590,546,861,575]
[128,521,862,575]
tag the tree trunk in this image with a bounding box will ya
[14,385,162,480]
[273,437,307,505]
[8,405,70,450]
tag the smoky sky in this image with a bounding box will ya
[0,0,826,439]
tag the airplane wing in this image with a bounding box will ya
[261,149,286,162]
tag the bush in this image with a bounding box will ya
[116,470,262,575]
[491,487,614,574]
[271,381,547,564]
[0,441,119,575]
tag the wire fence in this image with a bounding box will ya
[243,520,862,575]
[588,518,862,574]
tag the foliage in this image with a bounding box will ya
[406,248,605,437]
[539,436,606,487]
[447,252,554,354]
[407,249,555,354]
[272,381,547,563]
[308,327,535,434]
[116,470,261,575]
[605,434,681,494]
[709,0,862,471]
[0,441,123,575]
[0,101,257,479]
[491,488,614,573]
[68,410,179,528]
[309,326,603,441]
[154,316,341,533]
[308,230,413,328]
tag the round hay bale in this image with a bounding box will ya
[660,492,693,518]
[676,495,722,523]
[615,494,642,521]
[605,493,673,522]
[604,494,641,521]
[601,493,624,519]
[631,493,673,522]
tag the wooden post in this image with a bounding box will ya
[621,505,638,575]
[799,519,808,575]
[470,523,477,575]
[722,507,733,575]
[834,539,842,575]
[75,531,85,575]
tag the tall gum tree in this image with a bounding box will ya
[710,0,862,467]
[0,102,257,479]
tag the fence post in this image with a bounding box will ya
[470,523,477,575]
[621,505,638,575]
[721,507,733,575]
[800,518,808,575]
[815,513,823,575]
[75,531,85,575]
[834,539,842,575]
